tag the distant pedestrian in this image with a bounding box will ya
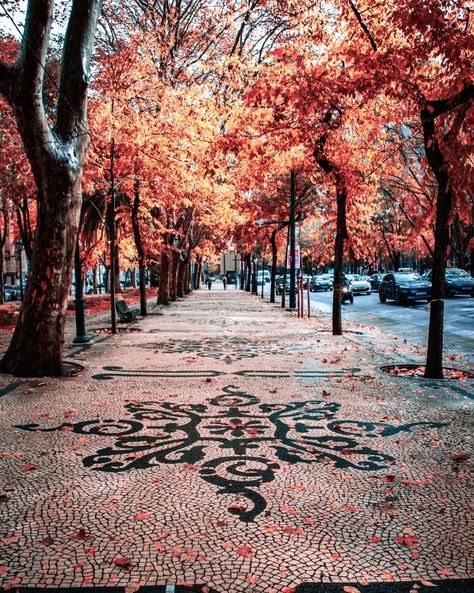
[207,277,213,290]
[222,276,227,290]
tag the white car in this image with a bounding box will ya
[344,274,371,295]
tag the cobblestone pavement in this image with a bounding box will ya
[1,290,473,593]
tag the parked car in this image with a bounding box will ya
[423,268,474,297]
[369,273,385,291]
[4,284,18,301]
[257,270,271,285]
[310,275,333,292]
[344,274,371,295]
[379,272,431,304]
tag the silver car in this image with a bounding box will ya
[344,274,371,295]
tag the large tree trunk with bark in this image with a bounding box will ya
[421,90,473,378]
[0,0,102,376]
[1,175,82,375]
[157,251,170,305]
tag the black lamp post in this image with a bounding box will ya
[288,170,296,310]
[15,240,24,302]
[73,239,90,344]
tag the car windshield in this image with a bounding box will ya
[394,273,421,281]
[346,275,364,281]
[446,269,469,278]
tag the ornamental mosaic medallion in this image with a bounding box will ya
[135,336,293,363]
[17,385,444,523]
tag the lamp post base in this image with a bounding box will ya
[73,335,91,344]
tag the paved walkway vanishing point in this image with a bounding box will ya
[1,289,473,593]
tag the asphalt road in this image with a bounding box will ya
[252,281,474,361]
[308,288,474,338]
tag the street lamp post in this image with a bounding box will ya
[234,252,238,290]
[15,240,24,302]
[73,239,90,344]
[289,170,296,310]
[252,258,258,294]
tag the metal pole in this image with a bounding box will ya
[297,274,300,317]
[109,137,117,334]
[261,257,265,299]
[235,253,238,289]
[18,251,24,302]
[73,239,90,343]
[289,170,296,309]
[307,277,311,318]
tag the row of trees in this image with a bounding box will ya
[0,0,472,377]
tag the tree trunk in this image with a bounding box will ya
[104,264,110,293]
[157,251,170,305]
[0,0,102,376]
[131,177,147,315]
[270,228,278,303]
[131,268,136,288]
[314,134,348,336]
[92,267,97,294]
[0,253,4,305]
[245,254,251,292]
[184,260,191,294]
[198,258,203,288]
[169,251,180,301]
[177,258,187,297]
[0,176,82,376]
[419,90,473,377]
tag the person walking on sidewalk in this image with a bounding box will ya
[222,276,227,290]
[207,277,213,290]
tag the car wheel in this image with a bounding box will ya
[379,291,386,303]
[445,289,453,298]
[395,289,403,305]
[349,295,353,304]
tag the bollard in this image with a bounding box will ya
[307,279,311,318]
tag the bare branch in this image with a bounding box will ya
[348,0,377,52]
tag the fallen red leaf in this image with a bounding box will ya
[113,557,133,570]
[453,453,469,462]
[19,464,38,472]
[236,545,253,558]
[71,528,93,541]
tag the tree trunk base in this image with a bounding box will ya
[0,348,67,377]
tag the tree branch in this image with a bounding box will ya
[348,0,377,52]
[424,84,474,117]
[16,0,54,100]
[55,0,103,146]
[0,61,14,103]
